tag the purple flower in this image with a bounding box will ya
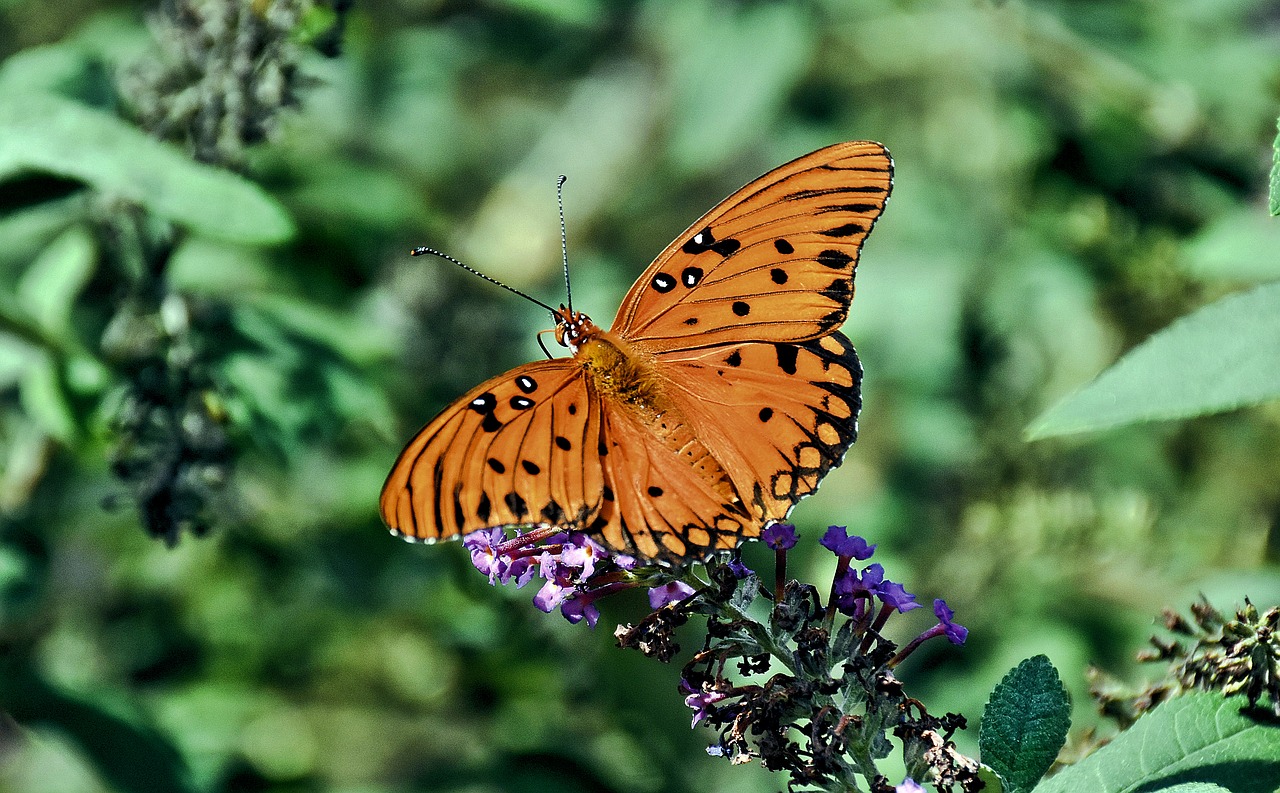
[833,563,920,616]
[649,580,696,609]
[561,532,608,578]
[533,579,573,612]
[681,679,727,727]
[896,779,925,793]
[761,523,798,550]
[820,526,876,560]
[877,579,920,612]
[614,553,639,571]
[561,594,600,628]
[463,527,509,583]
[726,557,753,579]
[934,599,968,645]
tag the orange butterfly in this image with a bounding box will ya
[381,141,892,563]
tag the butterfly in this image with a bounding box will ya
[381,141,892,563]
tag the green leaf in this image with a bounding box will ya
[0,93,293,244]
[1182,208,1280,281]
[1027,282,1280,438]
[17,226,96,340]
[1270,114,1279,217]
[18,354,77,443]
[980,655,1071,793]
[1033,693,1280,793]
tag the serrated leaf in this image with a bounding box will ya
[1270,115,1279,217]
[0,93,293,244]
[980,655,1071,793]
[1034,693,1280,793]
[1027,282,1280,438]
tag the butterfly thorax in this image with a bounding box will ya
[561,316,740,508]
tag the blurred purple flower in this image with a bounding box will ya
[897,779,925,793]
[649,580,696,609]
[762,523,798,550]
[820,526,876,560]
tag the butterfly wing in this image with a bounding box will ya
[611,141,891,350]
[657,332,863,522]
[380,359,604,542]
[593,406,751,562]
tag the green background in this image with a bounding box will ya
[1,1,1278,791]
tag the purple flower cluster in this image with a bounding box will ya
[462,526,638,628]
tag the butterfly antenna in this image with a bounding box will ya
[409,247,558,315]
[557,174,573,314]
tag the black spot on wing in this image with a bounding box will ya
[775,343,799,375]
[487,458,506,474]
[774,238,794,254]
[784,184,887,200]
[555,436,572,451]
[477,491,491,522]
[504,491,528,518]
[682,266,704,287]
[652,273,676,293]
[816,203,881,214]
[821,222,866,238]
[541,500,566,524]
[822,279,852,303]
[710,238,740,257]
[732,301,750,317]
[770,268,788,284]
[516,376,538,393]
[521,460,541,475]
[682,226,716,254]
[481,413,502,432]
[817,249,853,269]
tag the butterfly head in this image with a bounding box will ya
[553,305,598,353]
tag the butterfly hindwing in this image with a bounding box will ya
[611,141,892,350]
[657,332,863,521]
[380,360,604,542]
[593,407,751,562]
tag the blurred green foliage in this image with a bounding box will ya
[0,1,1278,791]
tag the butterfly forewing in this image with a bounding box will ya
[380,359,604,542]
[611,141,891,350]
